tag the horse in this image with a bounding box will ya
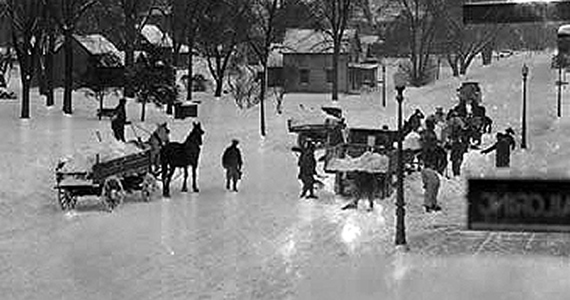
[160,121,205,197]
[129,122,170,176]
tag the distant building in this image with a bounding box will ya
[138,24,173,64]
[34,34,124,89]
[280,28,378,94]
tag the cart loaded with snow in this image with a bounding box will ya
[54,139,157,211]
[287,106,346,149]
[324,128,422,198]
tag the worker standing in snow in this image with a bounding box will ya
[481,130,516,168]
[298,142,318,199]
[222,139,243,192]
[421,166,441,212]
[111,98,130,142]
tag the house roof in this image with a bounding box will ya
[55,34,124,68]
[74,34,121,55]
[141,24,173,48]
[281,29,357,54]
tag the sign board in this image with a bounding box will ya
[468,178,570,232]
[463,1,570,24]
[174,103,198,119]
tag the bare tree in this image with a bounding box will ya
[396,0,441,86]
[7,0,44,118]
[38,2,57,107]
[96,0,157,98]
[247,0,289,136]
[167,0,210,102]
[46,0,97,114]
[305,0,356,101]
[196,0,250,98]
[433,0,503,76]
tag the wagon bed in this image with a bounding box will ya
[55,149,156,211]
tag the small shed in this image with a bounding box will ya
[37,34,124,89]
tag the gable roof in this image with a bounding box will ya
[74,34,121,55]
[281,28,357,54]
[54,34,123,68]
[141,24,173,48]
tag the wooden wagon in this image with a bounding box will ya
[54,149,157,211]
[287,106,345,149]
[323,128,419,198]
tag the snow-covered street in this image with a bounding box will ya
[2,52,570,299]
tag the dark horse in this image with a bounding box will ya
[160,121,205,197]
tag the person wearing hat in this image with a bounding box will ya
[298,142,318,199]
[111,98,130,142]
[481,130,516,168]
[504,127,516,149]
[222,139,243,192]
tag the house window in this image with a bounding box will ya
[326,69,333,83]
[300,69,310,84]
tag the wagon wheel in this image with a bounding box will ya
[58,188,77,210]
[141,173,157,202]
[101,176,125,211]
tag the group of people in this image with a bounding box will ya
[412,100,516,212]
[108,98,244,192]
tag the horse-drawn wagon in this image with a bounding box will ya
[324,128,400,198]
[55,145,157,211]
[287,106,345,149]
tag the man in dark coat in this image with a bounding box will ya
[298,142,318,199]
[481,131,516,168]
[222,139,243,192]
[111,98,130,142]
[420,118,439,169]
[450,138,468,176]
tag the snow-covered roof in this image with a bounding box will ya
[281,28,357,54]
[558,24,570,36]
[74,34,121,55]
[141,24,173,48]
[54,34,124,67]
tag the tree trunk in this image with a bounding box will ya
[332,37,339,101]
[259,63,266,137]
[141,97,146,121]
[124,14,136,98]
[447,54,460,77]
[186,33,194,101]
[63,30,73,114]
[21,76,30,119]
[214,78,223,97]
[481,43,493,66]
[45,31,55,107]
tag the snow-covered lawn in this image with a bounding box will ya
[1,51,570,299]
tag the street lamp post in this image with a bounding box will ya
[521,64,528,149]
[393,71,408,249]
[382,64,387,107]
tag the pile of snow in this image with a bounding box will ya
[58,140,143,173]
[288,104,341,128]
[327,151,390,173]
[403,131,421,150]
